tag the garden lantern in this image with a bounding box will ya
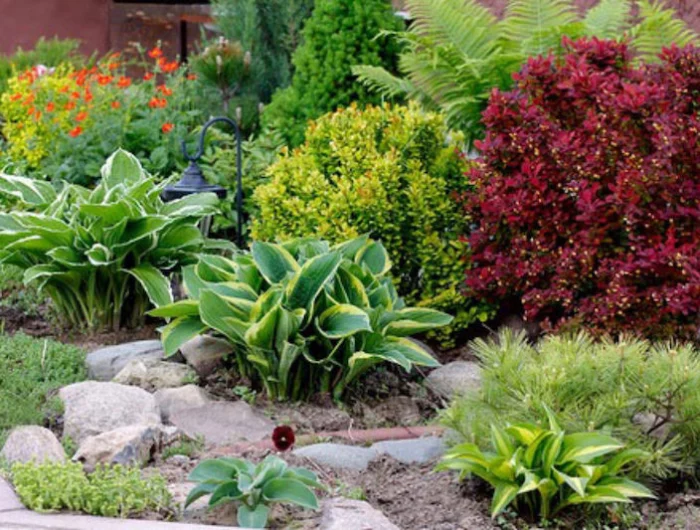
[162,116,244,247]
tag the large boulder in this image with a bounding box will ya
[112,358,197,392]
[0,426,66,464]
[320,498,400,530]
[59,381,160,444]
[154,385,212,423]
[169,402,274,446]
[179,336,233,377]
[425,361,482,399]
[73,424,162,471]
[85,340,165,381]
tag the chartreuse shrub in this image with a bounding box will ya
[0,149,227,331]
[0,333,85,445]
[438,410,654,520]
[463,39,700,339]
[151,236,451,400]
[442,331,700,478]
[253,104,490,347]
[11,461,171,518]
[186,455,322,528]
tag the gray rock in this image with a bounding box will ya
[180,335,233,377]
[633,412,670,441]
[165,454,191,467]
[293,443,379,471]
[426,361,482,399]
[73,424,162,471]
[59,381,161,444]
[154,385,212,423]
[0,477,24,513]
[86,340,164,381]
[372,436,445,464]
[0,426,66,464]
[169,402,274,446]
[112,358,197,392]
[320,498,400,530]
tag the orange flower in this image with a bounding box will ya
[45,102,55,112]
[157,84,173,96]
[84,90,93,102]
[69,126,83,138]
[161,61,179,73]
[107,62,120,70]
[186,73,197,81]
[97,74,113,85]
[64,101,76,111]
[22,94,35,106]
[71,91,81,99]
[10,93,21,101]
[59,85,69,93]
[143,72,154,81]
[148,97,167,109]
[34,110,42,121]
[111,100,121,109]
[75,111,88,122]
[161,122,174,134]
[110,52,121,59]
[148,47,163,59]
[117,76,132,88]
[27,106,36,116]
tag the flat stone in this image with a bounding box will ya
[0,426,66,465]
[86,340,164,381]
[59,382,161,444]
[180,335,234,377]
[0,478,23,513]
[154,385,212,423]
[293,443,379,471]
[73,424,162,471]
[112,358,197,392]
[372,436,445,464]
[169,402,274,446]
[426,361,482,399]
[320,498,399,530]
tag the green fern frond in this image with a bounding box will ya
[352,65,416,100]
[582,0,632,40]
[631,0,698,62]
[501,0,578,56]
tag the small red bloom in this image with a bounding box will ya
[161,61,179,74]
[117,76,132,88]
[71,91,81,99]
[97,74,113,86]
[161,122,174,133]
[45,102,55,112]
[10,93,21,101]
[271,426,295,451]
[148,47,163,59]
[148,97,167,109]
[143,72,155,81]
[107,62,120,70]
[75,111,88,122]
[186,73,197,81]
[157,84,173,96]
[111,100,121,109]
[64,101,76,111]
[69,126,83,138]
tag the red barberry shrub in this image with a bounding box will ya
[464,37,699,339]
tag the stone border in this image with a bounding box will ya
[0,478,243,530]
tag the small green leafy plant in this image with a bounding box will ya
[152,236,451,400]
[0,149,227,330]
[186,455,322,528]
[437,412,655,520]
[11,461,172,518]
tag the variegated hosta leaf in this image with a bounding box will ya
[0,173,57,205]
[251,241,299,285]
[383,307,454,336]
[285,251,343,312]
[161,315,209,357]
[125,263,173,308]
[317,304,372,339]
[101,149,144,188]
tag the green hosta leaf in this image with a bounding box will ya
[285,251,342,311]
[262,478,319,509]
[209,481,243,507]
[184,482,217,508]
[317,304,372,339]
[160,192,220,217]
[382,337,440,367]
[79,201,136,225]
[245,303,281,350]
[384,308,454,336]
[252,241,300,285]
[491,425,514,458]
[523,431,553,469]
[189,458,239,483]
[182,264,206,299]
[115,217,170,250]
[157,225,203,252]
[196,255,239,282]
[559,433,624,464]
[24,264,80,288]
[331,234,370,260]
[237,504,269,529]
[542,431,565,477]
[543,404,562,433]
[356,240,391,276]
[125,263,173,307]
[553,468,589,497]
[101,148,144,188]
[336,267,370,307]
[284,468,323,490]
[490,482,519,516]
[250,287,284,322]
[199,290,249,345]
[505,423,542,446]
[161,316,208,357]
[12,213,74,247]
[149,300,201,318]
[86,244,113,266]
[604,448,650,475]
[47,247,85,268]
[0,173,57,205]
[595,477,655,499]
[564,485,632,505]
[5,235,54,253]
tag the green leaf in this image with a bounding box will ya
[553,468,589,497]
[331,234,370,260]
[160,192,220,217]
[184,482,217,508]
[189,459,239,483]
[355,240,391,276]
[317,304,372,339]
[149,300,200,318]
[262,478,319,509]
[604,448,650,475]
[285,251,342,311]
[199,290,249,345]
[161,316,208,357]
[491,425,514,458]
[245,303,280,350]
[559,433,625,464]
[490,482,519,517]
[209,481,243,506]
[101,148,144,188]
[125,263,173,307]
[86,244,113,266]
[564,485,632,505]
[0,173,57,205]
[237,504,269,529]
[595,477,655,499]
[505,423,542,446]
[252,241,300,285]
[382,337,440,367]
[384,308,453,336]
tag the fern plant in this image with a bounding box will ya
[354,0,698,146]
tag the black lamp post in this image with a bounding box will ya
[162,116,244,247]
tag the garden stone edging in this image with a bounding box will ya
[112,358,197,392]
[320,497,400,530]
[85,340,166,381]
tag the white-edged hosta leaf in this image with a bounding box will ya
[355,240,391,276]
[245,303,280,350]
[317,304,372,339]
[381,337,441,367]
[125,263,173,307]
[559,433,625,465]
[0,173,57,205]
[553,468,589,497]
[86,243,114,266]
[331,234,370,260]
[101,148,144,188]
[595,477,655,499]
[384,307,454,336]
[199,289,249,345]
[252,241,300,285]
[285,251,342,312]
[161,315,209,357]
[160,192,220,217]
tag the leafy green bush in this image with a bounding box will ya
[355,0,698,145]
[442,331,700,477]
[0,333,84,445]
[152,236,450,400]
[438,413,654,520]
[0,149,227,330]
[11,462,171,518]
[262,0,403,146]
[253,103,491,346]
[186,455,322,528]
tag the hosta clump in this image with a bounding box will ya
[152,236,452,400]
[186,455,322,528]
[0,149,225,330]
[438,413,654,520]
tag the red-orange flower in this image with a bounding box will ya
[69,126,83,138]
[10,93,21,101]
[97,74,113,86]
[84,90,93,102]
[161,61,179,73]
[186,73,197,81]
[148,47,163,59]
[107,62,120,70]
[27,106,36,116]
[59,85,69,93]
[143,72,154,81]
[117,76,132,88]
[64,101,76,111]
[156,84,173,96]
[22,94,35,106]
[148,97,167,109]
[161,122,174,134]
[71,91,81,99]
[111,100,121,109]
[75,111,88,122]
[45,102,55,112]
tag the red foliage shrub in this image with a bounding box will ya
[464,37,699,339]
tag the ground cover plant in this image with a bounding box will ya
[10,461,172,518]
[462,39,700,339]
[152,236,451,400]
[443,330,700,478]
[0,333,84,445]
[0,149,226,330]
[186,455,322,528]
[253,103,490,346]
[355,0,698,145]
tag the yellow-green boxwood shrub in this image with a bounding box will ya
[252,103,492,345]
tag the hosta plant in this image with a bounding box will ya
[0,149,226,330]
[437,412,655,520]
[152,236,451,400]
[186,455,322,528]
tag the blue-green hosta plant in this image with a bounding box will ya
[151,236,452,400]
[0,149,227,330]
[437,411,655,520]
[186,455,322,528]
